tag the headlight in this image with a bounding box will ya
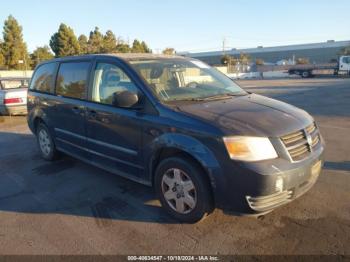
[223,136,278,161]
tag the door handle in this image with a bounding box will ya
[72,106,82,114]
[88,110,97,118]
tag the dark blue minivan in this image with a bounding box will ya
[27,54,324,222]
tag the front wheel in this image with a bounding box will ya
[155,157,213,223]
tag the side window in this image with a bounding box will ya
[91,62,139,105]
[56,62,90,99]
[29,62,57,93]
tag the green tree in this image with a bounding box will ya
[131,39,151,53]
[2,15,30,69]
[162,48,175,55]
[131,39,143,53]
[0,52,5,68]
[87,27,104,54]
[50,23,80,57]
[78,34,88,54]
[141,41,151,53]
[30,45,54,68]
[0,40,5,67]
[102,30,117,53]
[115,43,130,53]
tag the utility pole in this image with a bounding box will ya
[24,56,28,78]
[222,37,226,56]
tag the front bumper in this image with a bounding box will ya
[215,144,324,214]
[0,105,27,115]
[246,158,322,212]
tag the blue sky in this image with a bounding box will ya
[0,0,349,53]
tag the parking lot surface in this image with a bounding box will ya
[0,78,349,255]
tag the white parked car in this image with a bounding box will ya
[0,77,30,115]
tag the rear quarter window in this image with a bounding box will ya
[29,62,57,93]
[56,62,90,99]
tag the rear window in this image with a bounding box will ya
[56,62,90,99]
[29,62,57,93]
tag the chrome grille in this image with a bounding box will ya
[281,122,321,161]
[312,135,320,147]
[306,123,316,134]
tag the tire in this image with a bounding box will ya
[36,123,58,161]
[155,157,213,223]
[301,71,310,78]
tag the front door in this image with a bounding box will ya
[85,60,144,180]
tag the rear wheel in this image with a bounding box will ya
[36,123,58,161]
[155,157,213,223]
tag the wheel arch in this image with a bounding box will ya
[146,134,222,199]
[29,108,52,135]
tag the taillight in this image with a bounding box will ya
[4,98,23,104]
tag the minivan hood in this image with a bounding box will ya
[175,94,313,137]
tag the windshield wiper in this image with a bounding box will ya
[171,98,206,102]
[200,93,245,101]
[167,93,247,102]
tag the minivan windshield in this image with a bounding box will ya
[129,58,246,102]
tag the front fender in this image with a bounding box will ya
[145,133,222,189]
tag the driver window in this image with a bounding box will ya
[92,63,138,105]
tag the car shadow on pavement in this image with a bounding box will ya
[324,161,350,172]
[0,132,179,225]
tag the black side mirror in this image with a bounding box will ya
[112,90,140,108]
